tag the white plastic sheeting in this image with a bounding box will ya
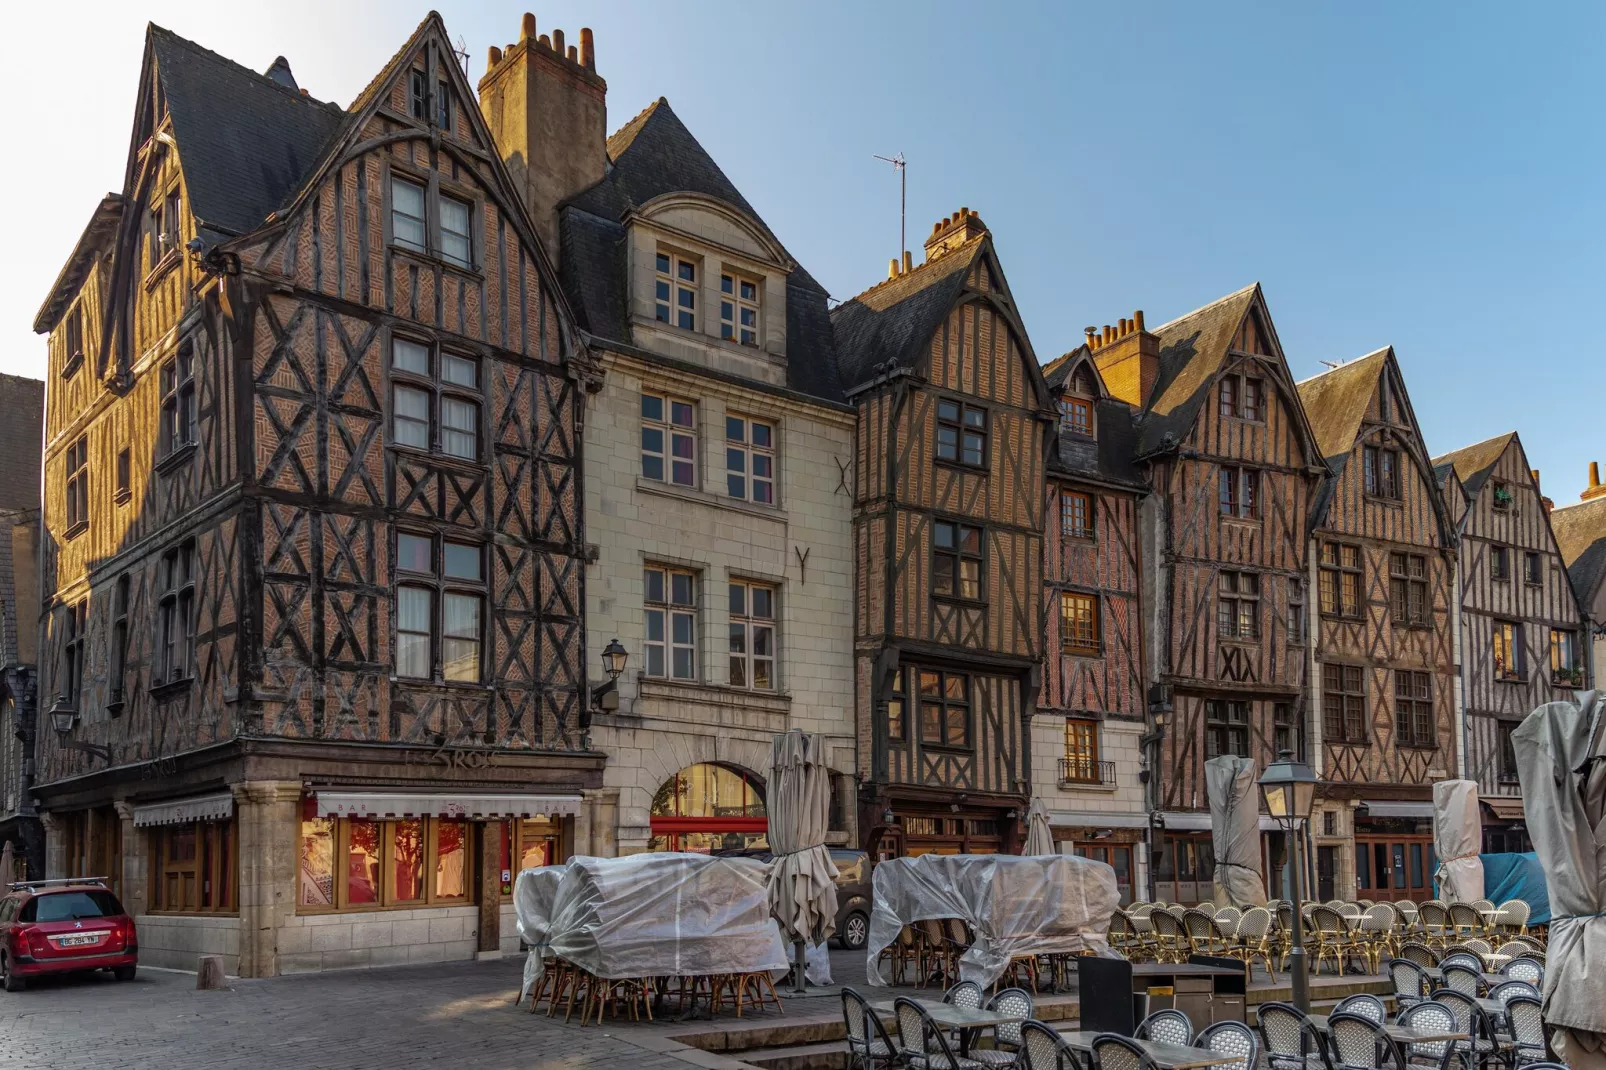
[1432,779,1485,903]
[545,854,789,980]
[1206,755,1267,909]
[864,853,1119,987]
[514,865,567,1001]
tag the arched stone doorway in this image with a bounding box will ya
[648,763,768,853]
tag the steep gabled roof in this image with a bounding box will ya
[1042,349,1144,489]
[829,240,983,391]
[1550,496,1606,608]
[1135,284,1258,455]
[34,194,124,333]
[1295,348,1388,467]
[146,24,345,242]
[1431,433,1517,497]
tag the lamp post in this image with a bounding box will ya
[1259,749,1317,1012]
[48,696,112,763]
[591,639,628,711]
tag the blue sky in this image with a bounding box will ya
[7,1,1602,497]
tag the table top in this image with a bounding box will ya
[868,999,1026,1029]
[1478,998,1510,1015]
[1479,909,1504,917]
[1425,968,1504,983]
[1305,1015,1469,1043]
[1055,1031,1236,1069]
[1126,962,1245,978]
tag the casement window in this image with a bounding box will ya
[150,819,236,914]
[917,668,970,748]
[936,399,987,467]
[64,436,89,533]
[1063,718,1100,782]
[1058,395,1093,438]
[392,177,427,252]
[297,814,471,913]
[641,393,696,487]
[1273,702,1298,759]
[725,416,774,504]
[158,541,196,684]
[1219,374,1264,421]
[160,344,197,458]
[1287,577,1306,643]
[63,306,83,375]
[438,195,471,269]
[1551,629,1581,682]
[655,252,698,330]
[719,272,760,345]
[1217,571,1260,640]
[728,581,776,690]
[148,190,181,269]
[390,175,473,268]
[61,600,86,707]
[436,79,452,131]
[1364,445,1400,499]
[395,532,484,683]
[933,520,983,601]
[1320,542,1362,618]
[1218,466,1259,519]
[645,566,697,680]
[1493,620,1523,681]
[1322,663,1368,743]
[885,667,908,742]
[1389,552,1428,626]
[391,337,481,461]
[1205,699,1249,758]
[1394,670,1434,748]
[1061,591,1100,654]
[1491,480,1513,510]
[1524,551,1542,586]
[1061,490,1093,539]
[409,70,428,120]
[1496,721,1519,781]
[115,449,131,503]
[1490,545,1510,582]
[110,576,129,704]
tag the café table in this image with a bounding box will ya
[1307,1015,1470,1044]
[1055,1031,1237,1069]
[1425,967,1504,987]
[870,999,1026,1057]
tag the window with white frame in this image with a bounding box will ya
[655,252,697,330]
[645,566,697,680]
[391,176,427,253]
[728,581,776,690]
[395,531,484,683]
[391,337,480,461]
[641,393,696,486]
[725,416,774,504]
[439,195,471,269]
[720,272,760,345]
[390,175,473,269]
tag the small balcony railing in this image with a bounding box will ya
[1059,758,1117,786]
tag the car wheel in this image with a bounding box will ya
[840,910,869,950]
[113,966,137,982]
[1,955,23,993]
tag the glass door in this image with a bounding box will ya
[1355,837,1432,901]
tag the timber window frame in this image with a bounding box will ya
[1061,490,1094,540]
[390,335,482,463]
[1490,545,1511,582]
[725,415,775,504]
[1217,570,1260,640]
[1273,701,1300,760]
[1491,480,1513,511]
[728,580,777,691]
[1389,552,1429,627]
[641,393,697,487]
[1218,466,1260,520]
[1523,551,1542,586]
[885,666,908,742]
[1364,445,1401,500]
[110,576,130,707]
[645,566,698,681]
[159,344,197,462]
[1322,663,1368,744]
[149,818,237,915]
[61,600,86,708]
[1219,373,1265,422]
[932,520,984,603]
[62,305,84,378]
[156,541,196,686]
[1062,718,1100,782]
[719,271,762,346]
[1061,591,1100,654]
[388,170,477,271]
[64,435,89,536]
[935,399,988,469]
[1496,720,1519,782]
[395,531,485,685]
[1320,541,1363,618]
[1493,620,1524,682]
[1551,628,1582,684]
[655,251,699,331]
[147,189,181,277]
[297,814,472,914]
[1288,577,1306,643]
[409,69,428,121]
[1394,670,1435,749]
[115,449,131,504]
[917,668,971,750]
[1204,699,1250,759]
[1058,395,1094,438]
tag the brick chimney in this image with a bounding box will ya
[1088,310,1159,409]
[923,207,988,263]
[478,12,607,259]
[1583,461,1606,501]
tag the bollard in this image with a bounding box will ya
[196,955,226,990]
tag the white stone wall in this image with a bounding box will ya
[1030,716,1147,822]
[136,914,240,975]
[273,905,482,974]
[585,342,857,853]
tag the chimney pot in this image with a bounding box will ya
[552,28,565,55]
[1120,318,1130,336]
[1591,461,1601,487]
[521,12,536,40]
[960,206,969,218]
[1102,326,1113,346]
[889,258,900,279]
[538,34,550,48]
[566,45,578,62]
[1532,468,1541,486]
[1084,327,1097,347]
[1133,309,1146,332]
[580,27,596,69]
[487,45,503,67]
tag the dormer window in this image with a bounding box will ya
[1059,396,1092,438]
[656,252,697,330]
[720,273,760,345]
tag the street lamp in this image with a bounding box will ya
[48,696,112,763]
[1259,749,1317,1011]
[591,639,628,711]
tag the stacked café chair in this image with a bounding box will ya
[1388,958,1430,1012]
[1197,1021,1260,1070]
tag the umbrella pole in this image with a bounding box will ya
[792,939,806,994]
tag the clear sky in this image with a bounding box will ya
[7,1,1602,498]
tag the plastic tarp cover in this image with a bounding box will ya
[864,853,1119,987]
[1433,779,1485,903]
[1206,754,1267,908]
[546,853,789,980]
[1479,852,1550,925]
[514,864,567,1000]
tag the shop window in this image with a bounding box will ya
[297,814,472,912]
[150,819,236,914]
[500,817,566,896]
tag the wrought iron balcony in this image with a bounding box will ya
[1059,758,1117,786]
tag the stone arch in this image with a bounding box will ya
[618,730,773,838]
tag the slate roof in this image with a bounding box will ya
[1295,349,1387,467]
[558,99,844,404]
[1431,433,1516,497]
[829,239,984,392]
[1135,284,1259,455]
[1042,352,1144,489]
[147,24,345,243]
[1550,496,1606,607]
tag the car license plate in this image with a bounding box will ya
[56,935,97,947]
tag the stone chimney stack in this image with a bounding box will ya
[1582,461,1605,501]
[478,11,607,259]
[923,207,988,263]
[1088,310,1158,408]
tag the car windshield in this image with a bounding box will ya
[27,891,123,922]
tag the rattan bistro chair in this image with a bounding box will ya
[1432,989,1501,1070]
[1327,1011,1392,1070]
[1019,1019,1081,1070]
[967,988,1034,1067]
[1388,959,1430,1012]
[1396,1001,1458,1070]
[1092,1033,1158,1070]
[1136,1009,1194,1047]
[1227,906,1275,983]
[1259,1001,1329,1070]
[1197,1021,1261,1070]
[1334,994,1387,1025]
[1504,996,1547,1067]
[1184,908,1228,956]
[842,986,900,1070]
[895,996,985,1070]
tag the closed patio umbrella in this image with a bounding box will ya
[1431,779,1484,903]
[0,841,13,885]
[1024,797,1055,856]
[1206,754,1267,908]
[1513,690,1606,1070]
[767,729,839,992]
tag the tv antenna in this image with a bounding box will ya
[873,152,907,264]
[453,35,470,72]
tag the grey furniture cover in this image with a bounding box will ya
[1432,779,1485,903]
[1207,754,1268,908]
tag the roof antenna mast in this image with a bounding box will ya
[873,152,907,265]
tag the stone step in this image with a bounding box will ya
[742,1041,850,1070]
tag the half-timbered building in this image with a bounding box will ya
[1092,286,1326,904]
[29,16,599,976]
[1550,465,1606,697]
[1432,434,1588,852]
[0,374,45,882]
[1295,349,1459,901]
[834,210,1056,858]
[1035,347,1147,901]
[478,13,857,858]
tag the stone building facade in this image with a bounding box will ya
[1551,464,1606,699]
[0,374,44,882]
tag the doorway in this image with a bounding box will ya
[1354,836,1435,901]
[1073,843,1134,905]
[1150,833,1214,904]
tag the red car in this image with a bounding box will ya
[0,880,138,991]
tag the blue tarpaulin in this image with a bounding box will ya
[1479,852,1550,925]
